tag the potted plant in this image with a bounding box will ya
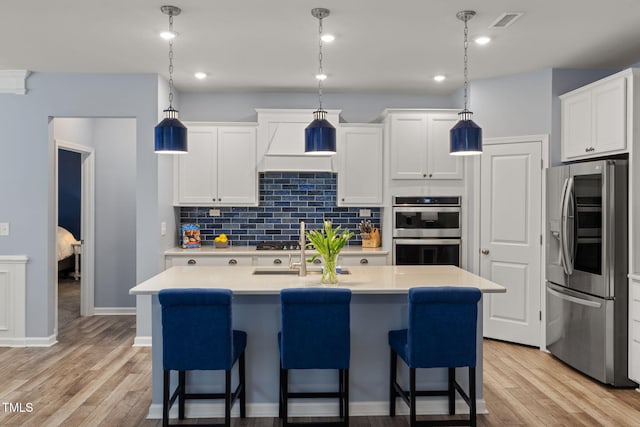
[306,221,354,285]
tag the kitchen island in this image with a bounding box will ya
[130,265,505,420]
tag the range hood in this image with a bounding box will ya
[256,109,341,172]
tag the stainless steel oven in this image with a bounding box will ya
[392,196,461,266]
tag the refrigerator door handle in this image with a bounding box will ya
[547,286,602,308]
[561,177,574,275]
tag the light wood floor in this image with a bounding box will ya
[0,286,638,426]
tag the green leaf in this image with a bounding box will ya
[305,220,354,259]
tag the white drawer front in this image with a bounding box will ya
[167,256,252,267]
[254,255,291,267]
[339,254,388,266]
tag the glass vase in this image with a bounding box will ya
[321,255,339,285]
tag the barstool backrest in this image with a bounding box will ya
[159,288,234,371]
[407,286,481,368]
[280,288,351,370]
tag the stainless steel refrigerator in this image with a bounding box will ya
[546,159,636,386]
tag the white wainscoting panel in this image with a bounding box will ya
[0,256,28,346]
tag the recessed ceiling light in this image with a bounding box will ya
[160,30,176,40]
[321,34,335,43]
[474,36,491,45]
[433,75,446,82]
[315,73,327,81]
[194,72,207,80]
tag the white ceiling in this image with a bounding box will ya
[4,0,640,95]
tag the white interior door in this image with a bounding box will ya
[480,136,544,346]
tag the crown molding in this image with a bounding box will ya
[0,70,31,94]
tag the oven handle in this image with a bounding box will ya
[393,238,461,245]
[393,207,461,213]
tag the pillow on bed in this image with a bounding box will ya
[57,226,79,261]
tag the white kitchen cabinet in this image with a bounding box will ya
[339,253,388,266]
[337,124,384,206]
[174,123,258,206]
[385,110,463,180]
[165,255,253,268]
[561,69,634,161]
[630,276,640,384]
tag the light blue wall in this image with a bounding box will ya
[180,91,456,123]
[0,72,160,337]
[93,118,137,308]
[470,69,553,139]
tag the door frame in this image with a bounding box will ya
[471,134,549,349]
[55,139,95,329]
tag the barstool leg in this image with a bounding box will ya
[448,367,455,415]
[344,368,349,427]
[389,349,397,416]
[339,369,344,418]
[282,367,289,427]
[162,370,170,427]
[178,371,186,419]
[469,367,477,427]
[224,369,231,427]
[239,351,246,418]
[410,367,416,427]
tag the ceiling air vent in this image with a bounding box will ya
[489,12,524,29]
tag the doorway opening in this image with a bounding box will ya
[55,140,95,334]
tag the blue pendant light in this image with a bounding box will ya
[305,8,336,155]
[155,6,187,154]
[450,10,482,156]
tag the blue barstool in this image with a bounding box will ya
[159,288,247,427]
[278,288,351,427]
[389,286,481,427]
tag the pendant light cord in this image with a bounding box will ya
[168,13,175,109]
[462,14,469,113]
[317,16,324,111]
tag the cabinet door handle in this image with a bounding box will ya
[228,259,238,265]
[313,258,322,264]
[481,248,490,255]
[187,259,197,265]
[360,258,369,264]
[273,258,282,265]
[423,173,427,178]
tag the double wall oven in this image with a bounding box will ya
[392,196,461,266]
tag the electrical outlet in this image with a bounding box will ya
[209,209,221,217]
[359,209,371,218]
[0,222,9,236]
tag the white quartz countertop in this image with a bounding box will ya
[130,265,505,295]
[165,246,389,256]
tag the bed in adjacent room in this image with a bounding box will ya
[57,226,81,279]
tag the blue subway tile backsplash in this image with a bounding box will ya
[179,172,380,246]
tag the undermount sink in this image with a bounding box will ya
[252,267,350,275]
[252,268,301,275]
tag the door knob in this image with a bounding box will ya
[481,248,490,255]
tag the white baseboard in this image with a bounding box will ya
[146,399,487,419]
[0,334,58,348]
[93,307,136,315]
[133,336,152,347]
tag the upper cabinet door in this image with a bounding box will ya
[174,126,217,205]
[337,125,383,206]
[427,113,463,180]
[592,77,626,155]
[561,71,630,161]
[217,126,258,205]
[562,90,592,159]
[389,113,428,179]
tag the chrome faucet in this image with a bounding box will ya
[290,221,307,276]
